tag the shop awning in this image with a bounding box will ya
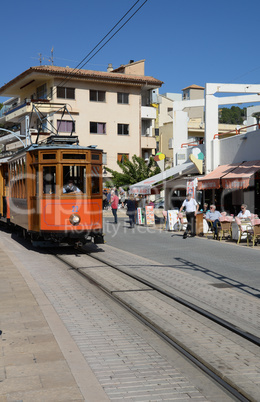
[222,160,260,189]
[197,163,240,190]
[129,162,197,194]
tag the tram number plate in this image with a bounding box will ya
[72,205,79,213]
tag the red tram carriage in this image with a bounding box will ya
[0,135,104,245]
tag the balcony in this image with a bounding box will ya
[141,135,156,150]
[1,99,71,123]
[141,106,156,120]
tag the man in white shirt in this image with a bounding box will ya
[237,204,251,219]
[179,193,199,239]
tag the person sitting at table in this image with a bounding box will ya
[200,203,209,215]
[237,204,251,219]
[205,204,221,237]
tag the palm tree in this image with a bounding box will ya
[105,155,161,188]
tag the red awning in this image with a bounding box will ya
[197,163,240,190]
[222,160,260,189]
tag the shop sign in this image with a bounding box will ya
[167,210,179,231]
[186,178,198,198]
[137,207,144,224]
[145,206,155,225]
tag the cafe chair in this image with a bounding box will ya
[247,218,260,247]
[178,212,187,232]
[235,216,253,245]
[205,220,214,238]
[218,216,233,241]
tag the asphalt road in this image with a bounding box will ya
[103,215,260,295]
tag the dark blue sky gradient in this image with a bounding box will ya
[1,0,260,101]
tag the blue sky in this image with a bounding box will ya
[1,0,260,102]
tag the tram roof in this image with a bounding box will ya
[26,143,102,152]
[6,142,102,162]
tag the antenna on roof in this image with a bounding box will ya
[49,47,54,66]
[38,53,42,65]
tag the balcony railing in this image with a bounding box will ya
[1,99,52,118]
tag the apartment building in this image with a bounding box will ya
[0,60,163,173]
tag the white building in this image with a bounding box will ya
[0,60,163,174]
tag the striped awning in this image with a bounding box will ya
[222,160,260,189]
[197,163,240,190]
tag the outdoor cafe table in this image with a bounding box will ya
[232,219,252,241]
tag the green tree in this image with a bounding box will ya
[105,154,161,188]
[219,106,246,125]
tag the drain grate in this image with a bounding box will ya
[210,283,234,289]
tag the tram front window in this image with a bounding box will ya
[63,166,86,194]
[43,166,56,194]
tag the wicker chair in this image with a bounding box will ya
[218,216,233,241]
[247,218,260,247]
[235,217,253,245]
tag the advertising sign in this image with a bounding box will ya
[167,210,179,231]
[137,207,144,224]
[145,206,155,226]
[186,178,198,198]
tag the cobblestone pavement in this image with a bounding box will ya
[102,213,260,292]
[59,248,260,402]
[0,232,234,401]
[84,243,260,339]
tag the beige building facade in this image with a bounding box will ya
[0,60,162,174]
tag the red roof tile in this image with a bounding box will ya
[0,65,163,94]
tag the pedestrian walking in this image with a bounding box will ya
[126,194,137,228]
[111,191,119,224]
[179,193,199,239]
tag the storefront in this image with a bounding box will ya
[197,160,260,215]
[129,162,200,210]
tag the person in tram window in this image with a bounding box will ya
[237,204,251,220]
[63,179,82,194]
[205,204,221,237]
[179,193,199,239]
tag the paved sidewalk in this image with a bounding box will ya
[0,239,108,402]
[0,233,234,402]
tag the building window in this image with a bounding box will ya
[36,83,47,99]
[117,153,129,163]
[117,92,129,104]
[90,90,106,102]
[90,122,106,134]
[102,152,107,165]
[118,124,129,135]
[57,86,75,99]
[57,120,75,133]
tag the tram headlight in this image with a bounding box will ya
[69,214,81,226]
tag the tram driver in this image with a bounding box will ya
[63,179,82,194]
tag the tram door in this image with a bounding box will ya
[0,163,8,218]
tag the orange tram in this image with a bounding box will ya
[0,135,104,245]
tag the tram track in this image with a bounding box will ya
[53,247,260,402]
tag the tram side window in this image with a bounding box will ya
[91,165,100,194]
[43,166,56,194]
[63,165,86,194]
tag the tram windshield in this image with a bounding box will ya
[63,165,86,194]
[43,166,56,194]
